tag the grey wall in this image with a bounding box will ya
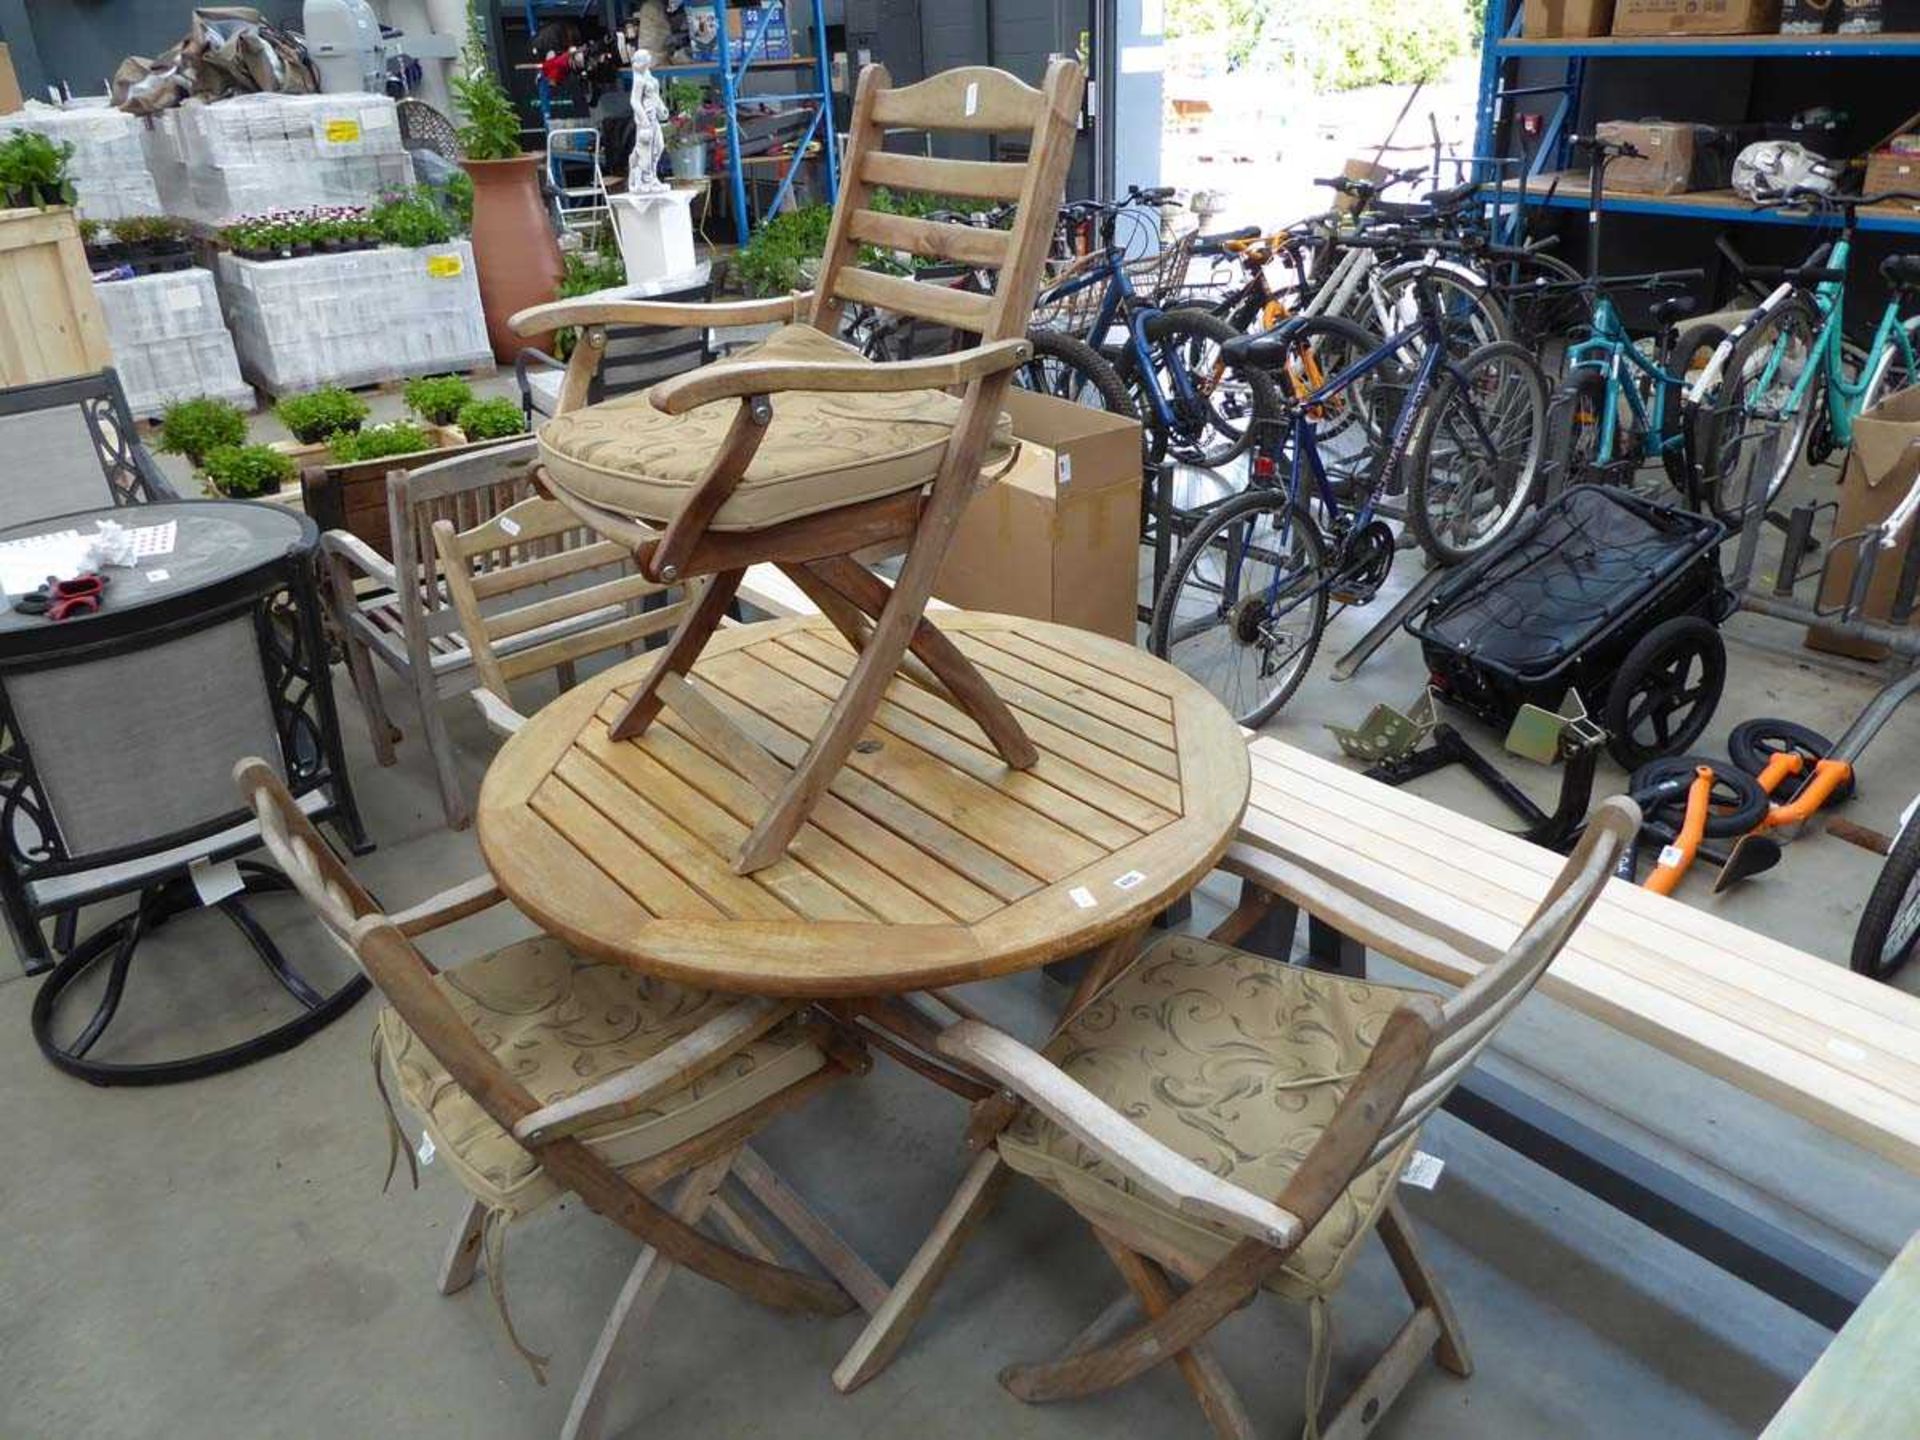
[1,0,303,100]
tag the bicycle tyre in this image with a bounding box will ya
[1119,308,1280,469]
[1702,292,1821,529]
[1358,259,1508,355]
[1542,366,1616,496]
[1628,756,1770,839]
[1861,317,1920,413]
[1661,320,1728,498]
[1405,339,1548,566]
[1147,487,1330,727]
[1016,328,1138,418]
[1853,810,1920,981]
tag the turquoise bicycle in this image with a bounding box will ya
[1692,188,1920,528]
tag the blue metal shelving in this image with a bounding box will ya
[529,0,838,246]
[1473,4,1920,236]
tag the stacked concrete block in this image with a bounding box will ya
[93,269,253,418]
[0,103,163,221]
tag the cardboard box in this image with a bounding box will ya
[1811,385,1920,659]
[934,389,1143,643]
[1866,149,1920,201]
[1612,0,1780,33]
[1524,0,1616,36]
[1595,120,1728,195]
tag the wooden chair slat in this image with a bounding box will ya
[468,538,631,599]
[870,65,1045,133]
[487,570,673,641]
[844,208,1011,269]
[496,604,689,684]
[830,266,997,335]
[860,149,1030,202]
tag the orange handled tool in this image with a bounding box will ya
[1646,766,1714,896]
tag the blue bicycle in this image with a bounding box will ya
[1039,187,1279,468]
[1148,278,1547,724]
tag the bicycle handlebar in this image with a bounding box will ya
[1570,133,1644,161]
[1750,186,1920,212]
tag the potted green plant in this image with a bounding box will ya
[452,1,562,362]
[328,421,436,463]
[275,387,370,447]
[454,396,527,441]
[158,396,250,467]
[403,374,476,427]
[0,131,76,210]
[664,80,717,181]
[202,443,297,499]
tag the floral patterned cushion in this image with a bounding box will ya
[536,323,1017,531]
[998,934,1423,1300]
[377,935,824,1216]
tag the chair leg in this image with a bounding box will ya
[1080,1228,1255,1440]
[562,1149,736,1440]
[437,1195,488,1296]
[733,1146,890,1315]
[1377,1197,1471,1378]
[832,1149,1007,1394]
[418,678,471,830]
[1319,1307,1443,1440]
[805,556,1038,770]
[607,570,744,741]
[340,626,399,767]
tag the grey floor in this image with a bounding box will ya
[3,394,1919,1439]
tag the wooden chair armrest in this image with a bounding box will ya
[513,996,802,1146]
[509,291,814,337]
[387,873,505,937]
[937,1020,1304,1249]
[470,686,526,739]
[649,338,1034,416]
[318,529,398,589]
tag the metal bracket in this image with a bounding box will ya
[1506,690,1606,766]
[1326,689,1440,764]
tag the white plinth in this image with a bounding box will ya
[611,187,699,284]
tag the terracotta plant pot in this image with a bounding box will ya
[463,154,564,363]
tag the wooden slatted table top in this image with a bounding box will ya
[478,614,1250,997]
[1241,737,1920,1176]
[1762,1229,1920,1439]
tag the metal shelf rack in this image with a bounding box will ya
[528,0,838,246]
[1473,4,1920,236]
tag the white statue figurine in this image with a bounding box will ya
[628,48,669,195]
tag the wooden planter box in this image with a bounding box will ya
[298,431,530,560]
[0,205,111,387]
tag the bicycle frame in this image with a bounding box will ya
[1564,292,1686,464]
[1039,239,1205,434]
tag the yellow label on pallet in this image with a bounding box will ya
[426,253,464,278]
[323,118,362,143]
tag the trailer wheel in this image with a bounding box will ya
[1601,616,1726,770]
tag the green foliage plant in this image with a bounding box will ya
[452,3,525,161]
[157,397,249,466]
[369,188,455,247]
[202,443,296,499]
[276,387,370,445]
[454,397,526,440]
[329,422,435,463]
[0,131,75,209]
[404,374,476,425]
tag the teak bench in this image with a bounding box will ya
[1232,735,1920,1327]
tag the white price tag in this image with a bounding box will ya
[964,81,979,117]
[416,1132,436,1166]
[1656,844,1685,870]
[1057,454,1073,486]
[146,569,170,583]
[1068,886,1096,909]
[1113,870,1146,891]
[498,515,522,537]
[167,288,203,312]
[189,857,245,906]
[1400,1151,1445,1191]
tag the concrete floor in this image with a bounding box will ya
[3,397,1919,1438]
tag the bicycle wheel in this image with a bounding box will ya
[1014,328,1138,418]
[1148,488,1330,727]
[1493,250,1585,362]
[1123,308,1280,469]
[1702,293,1820,529]
[1543,366,1620,495]
[1405,340,1548,565]
[1853,811,1920,981]
[1660,320,1728,498]
[1356,260,1507,357]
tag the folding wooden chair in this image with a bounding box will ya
[507,60,1085,874]
[835,798,1642,1440]
[236,759,886,1440]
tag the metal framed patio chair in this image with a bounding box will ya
[0,368,177,527]
[506,59,1085,875]
[237,759,886,1440]
[834,798,1640,1440]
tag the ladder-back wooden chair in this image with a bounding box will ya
[835,798,1641,1440]
[430,491,699,740]
[236,759,885,1440]
[507,60,1085,874]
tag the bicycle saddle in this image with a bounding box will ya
[1649,294,1698,326]
[1882,253,1920,289]
[1425,181,1478,210]
[1220,329,1301,368]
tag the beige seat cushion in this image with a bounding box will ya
[998,934,1422,1301]
[378,935,823,1215]
[536,324,1016,531]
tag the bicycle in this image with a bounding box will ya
[1690,186,1920,528]
[1542,136,1725,506]
[1036,187,1281,469]
[1147,276,1548,724]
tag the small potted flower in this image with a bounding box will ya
[664,81,718,181]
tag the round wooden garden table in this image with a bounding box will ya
[476,612,1250,998]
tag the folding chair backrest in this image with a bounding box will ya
[596,279,714,402]
[809,60,1085,344]
[1362,796,1641,1166]
[431,492,689,704]
[236,757,382,951]
[387,439,540,628]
